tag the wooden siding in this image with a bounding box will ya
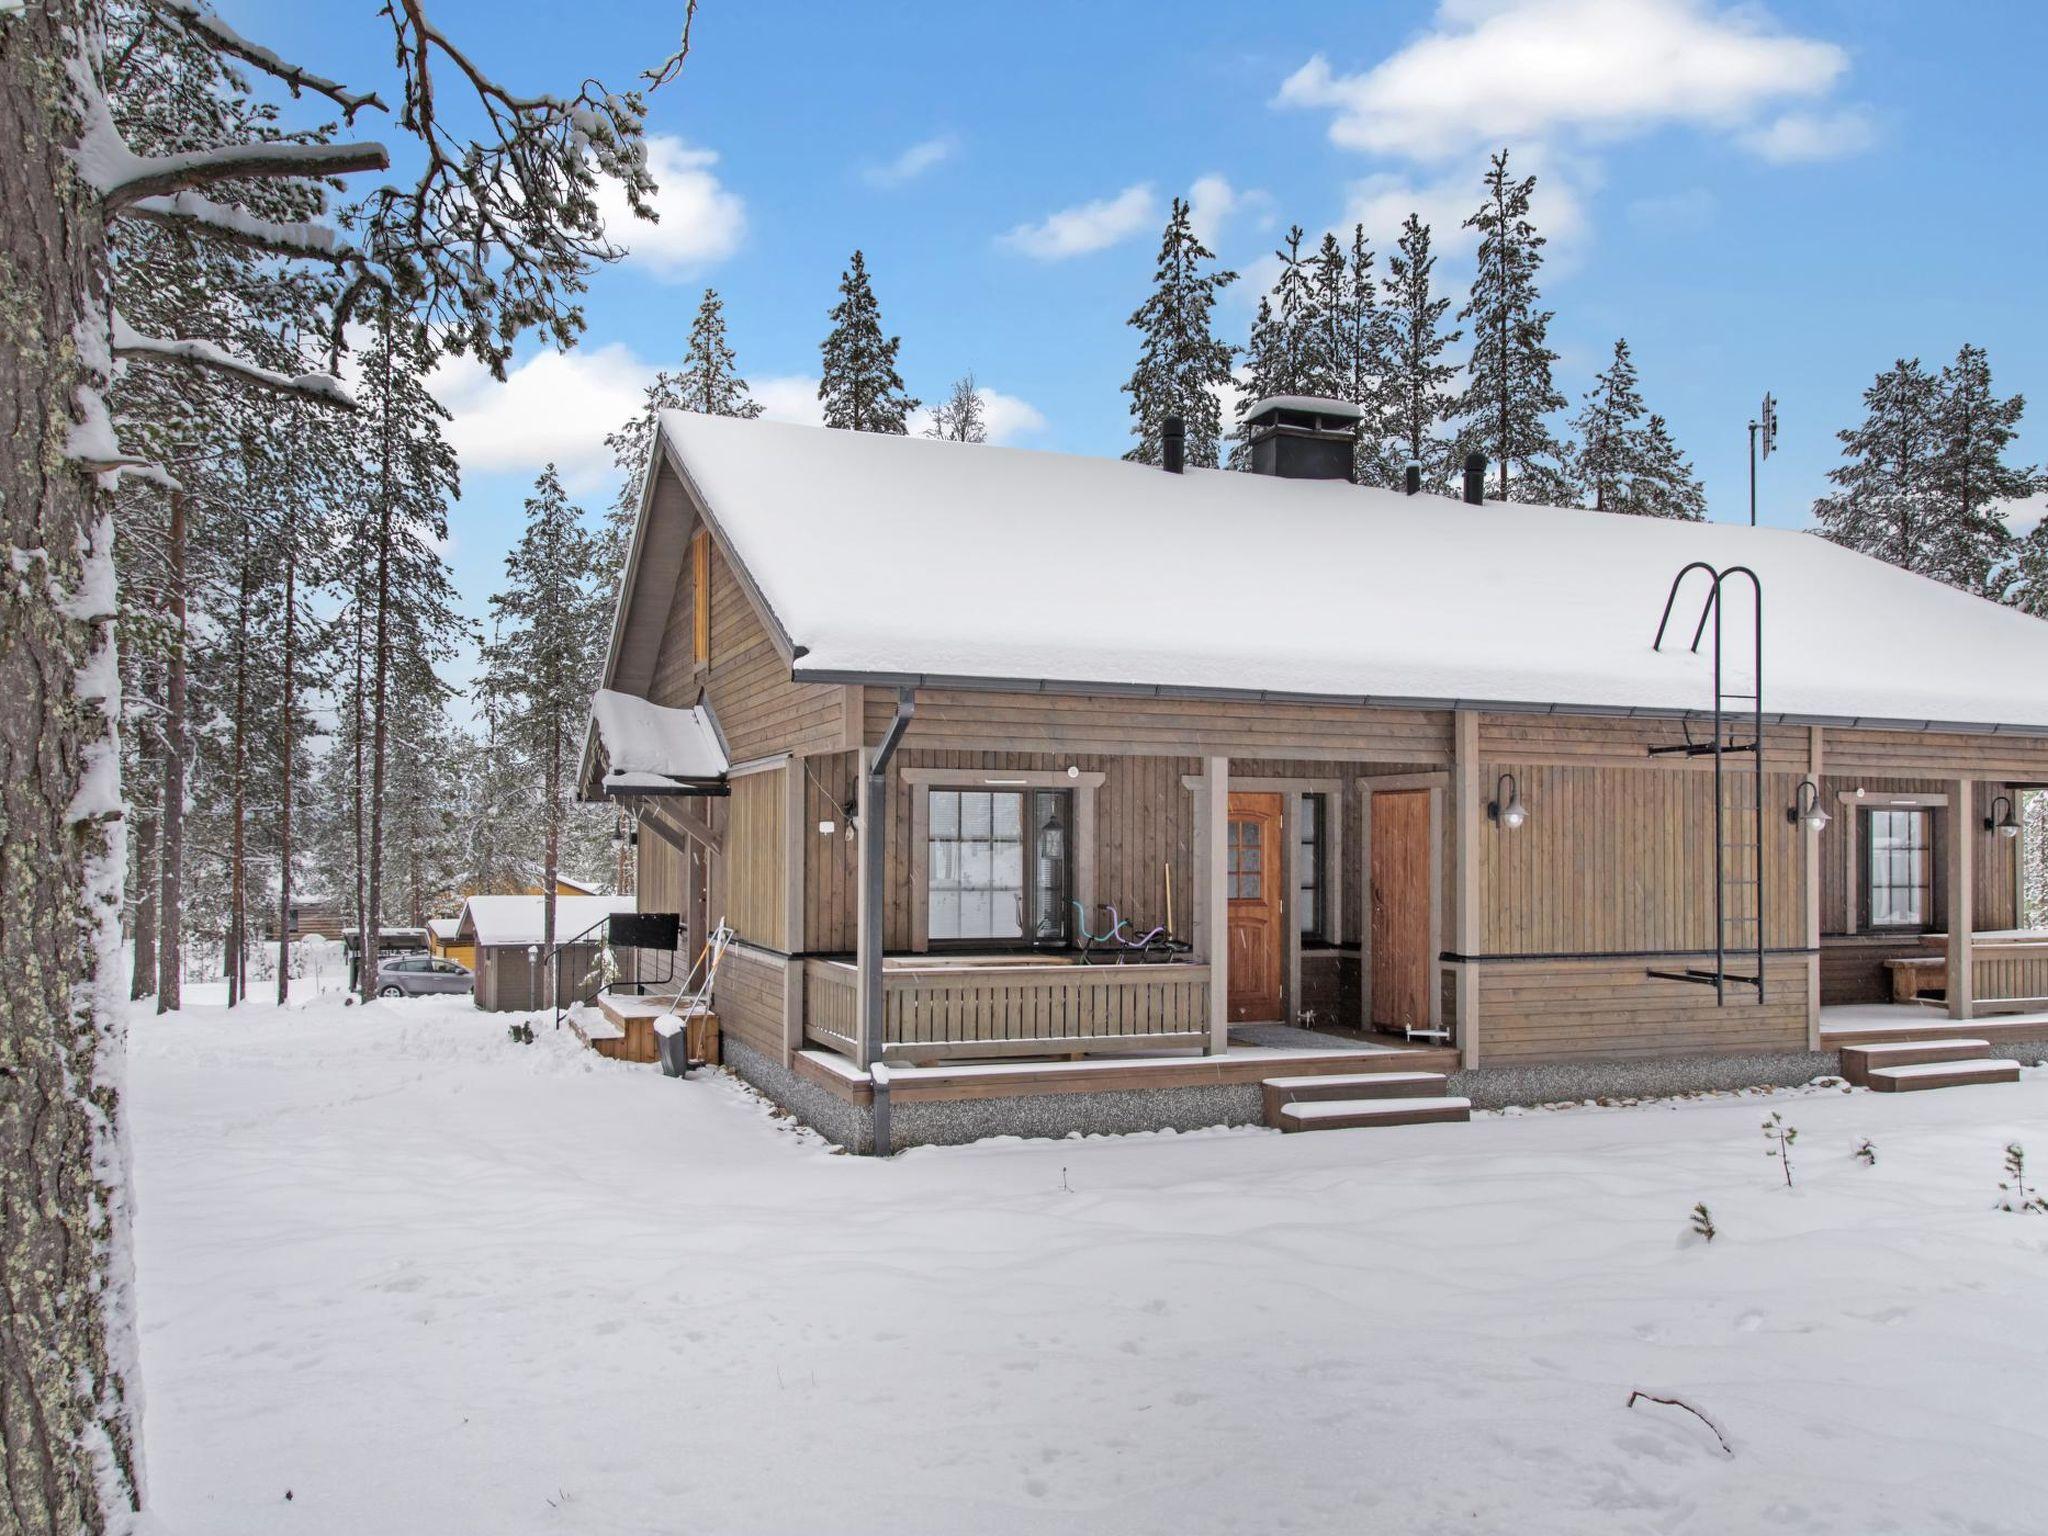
[1480,764,1808,954]
[636,819,688,921]
[724,767,787,949]
[1478,715,1811,771]
[868,689,1452,764]
[803,958,859,1053]
[1823,728,2048,781]
[1975,942,2048,1007]
[1474,955,1810,1064]
[1815,776,2017,935]
[647,534,847,759]
[1819,934,1922,1006]
[711,943,787,1060]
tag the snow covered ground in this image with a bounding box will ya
[130,992,2048,1535]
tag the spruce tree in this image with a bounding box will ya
[1813,358,1945,576]
[1122,196,1238,468]
[1231,296,1286,469]
[819,250,918,432]
[1932,344,2036,596]
[1627,415,1708,521]
[1233,226,1342,465]
[926,373,989,442]
[1325,225,1390,483]
[1378,214,1462,494]
[1569,339,1646,512]
[1456,150,1568,502]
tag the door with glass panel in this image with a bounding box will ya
[1226,791,1284,1021]
[927,788,1071,947]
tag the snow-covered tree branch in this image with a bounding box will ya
[111,312,356,406]
[142,0,389,120]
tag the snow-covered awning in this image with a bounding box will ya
[587,688,728,797]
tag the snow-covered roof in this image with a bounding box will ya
[426,917,461,941]
[590,688,728,790]
[654,411,2048,732]
[1243,395,1364,422]
[456,895,635,949]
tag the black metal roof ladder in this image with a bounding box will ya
[1645,562,1766,1007]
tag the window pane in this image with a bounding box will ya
[1300,794,1323,937]
[930,890,960,940]
[962,842,993,889]
[1241,873,1261,900]
[1032,791,1070,943]
[962,792,992,838]
[993,794,1022,836]
[959,890,991,936]
[930,791,959,838]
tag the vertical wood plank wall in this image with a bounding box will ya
[723,767,788,950]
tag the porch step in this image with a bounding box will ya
[1866,1059,2020,1093]
[1840,1038,1990,1086]
[1274,1096,1472,1133]
[1260,1071,1449,1124]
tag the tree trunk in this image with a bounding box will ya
[158,487,187,1013]
[542,712,561,1006]
[276,514,296,1004]
[227,528,251,1007]
[0,3,146,1526]
[363,319,395,1003]
[349,570,367,995]
[129,724,158,1000]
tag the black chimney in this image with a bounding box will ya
[1403,461,1421,496]
[1242,396,1361,481]
[1462,450,1487,506]
[1161,415,1185,474]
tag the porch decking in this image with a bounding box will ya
[1819,1003,2048,1049]
[803,956,1213,1065]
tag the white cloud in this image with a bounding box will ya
[597,134,745,279]
[1186,173,1276,248]
[1342,146,1592,259]
[911,386,1047,444]
[1000,183,1158,260]
[430,343,653,493]
[751,374,823,428]
[1276,0,1851,162]
[1738,107,1876,162]
[2000,492,2048,538]
[1626,186,1717,235]
[863,135,957,188]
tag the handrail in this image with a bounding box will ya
[1652,560,1722,653]
[544,912,618,1033]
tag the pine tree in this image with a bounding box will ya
[1231,296,1286,469]
[1813,358,1945,576]
[1122,196,1238,468]
[926,373,989,442]
[1378,214,1462,494]
[1324,226,1390,484]
[819,250,918,432]
[1569,339,1645,512]
[1932,344,2037,597]
[489,467,607,981]
[1457,151,1568,502]
[1627,415,1708,521]
[1233,226,1337,465]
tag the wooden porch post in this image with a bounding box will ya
[856,746,882,1067]
[1804,727,1824,1050]
[1949,777,1975,1021]
[1205,756,1229,1055]
[782,760,806,1066]
[1452,711,1482,1071]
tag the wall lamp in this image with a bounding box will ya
[1786,780,1830,832]
[1984,794,2021,839]
[1487,773,1527,830]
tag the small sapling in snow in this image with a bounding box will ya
[508,1019,535,1045]
[1762,1112,1798,1187]
[1855,1139,1877,1167]
[1997,1143,2048,1214]
[1689,1203,1716,1242]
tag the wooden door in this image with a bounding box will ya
[1226,792,1284,1022]
[1370,789,1432,1032]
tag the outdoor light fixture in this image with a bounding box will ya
[1487,773,1527,830]
[1984,794,2021,839]
[817,819,836,837]
[1786,781,1830,832]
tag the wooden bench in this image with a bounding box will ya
[1885,956,1945,1005]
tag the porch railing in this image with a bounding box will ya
[803,957,1211,1064]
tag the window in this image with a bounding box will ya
[1298,793,1325,938]
[1867,809,1931,928]
[1227,815,1263,900]
[927,789,1070,946]
[690,528,710,666]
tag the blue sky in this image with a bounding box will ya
[244,0,2047,677]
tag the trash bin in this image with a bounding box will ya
[656,1018,691,1078]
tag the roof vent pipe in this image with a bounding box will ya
[1161,415,1185,474]
[1462,450,1487,506]
[1404,461,1421,497]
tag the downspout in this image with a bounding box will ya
[859,687,916,1100]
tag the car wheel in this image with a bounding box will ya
[378,984,404,999]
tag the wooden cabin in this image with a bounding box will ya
[459,894,636,1012]
[582,402,2048,1151]
[428,876,609,972]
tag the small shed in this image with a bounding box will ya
[425,916,471,970]
[458,894,636,1012]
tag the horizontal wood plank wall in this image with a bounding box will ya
[1477,715,1811,772]
[1475,955,1810,1063]
[711,943,788,1060]
[646,537,843,759]
[1481,763,1807,954]
[803,957,859,1052]
[1823,729,2048,781]
[1819,935,1923,1006]
[868,689,1452,764]
[1816,776,2017,934]
[724,767,787,949]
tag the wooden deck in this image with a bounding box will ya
[1819,1004,2048,1049]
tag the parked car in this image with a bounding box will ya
[375,955,473,998]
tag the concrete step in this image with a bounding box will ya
[1274,1096,1472,1133]
[1866,1059,2020,1093]
[1261,1071,1448,1124]
[1840,1038,1990,1086]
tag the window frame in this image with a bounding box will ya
[923,787,1072,950]
[905,768,1106,955]
[1297,792,1328,942]
[1862,806,1933,932]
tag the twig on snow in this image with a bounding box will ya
[1627,1390,1733,1456]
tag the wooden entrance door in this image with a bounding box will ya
[1226,792,1284,1022]
[1370,789,1432,1032]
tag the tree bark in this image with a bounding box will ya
[129,723,158,1001]
[157,487,187,1013]
[363,315,395,1003]
[227,525,251,1007]
[276,509,296,1004]
[0,3,146,1527]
